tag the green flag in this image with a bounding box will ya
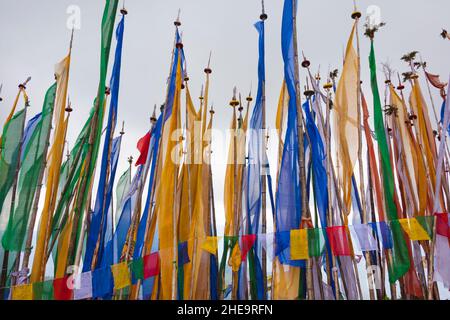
[369,40,410,283]
[0,108,26,216]
[2,84,56,251]
[115,167,131,224]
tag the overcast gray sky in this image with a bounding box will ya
[1,0,449,247]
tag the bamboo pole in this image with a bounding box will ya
[291,0,314,300]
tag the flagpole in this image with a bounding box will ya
[259,1,269,298]
[352,5,376,300]
[229,88,239,300]
[290,0,314,300]
[0,79,30,291]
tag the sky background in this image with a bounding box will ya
[1,0,450,297]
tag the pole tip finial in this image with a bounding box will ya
[260,0,268,20]
[174,9,181,26]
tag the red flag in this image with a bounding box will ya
[135,131,151,166]
[435,213,449,238]
[53,276,73,300]
[143,252,160,279]
[240,234,257,260]
[326,226,351,256]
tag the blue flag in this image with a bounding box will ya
[83,15,125,272]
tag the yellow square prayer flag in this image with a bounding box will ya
[290,229,309,260]
[201,236,218,255]
[111,262,131,290]
[399,218,430,241]
[12,283,33,300]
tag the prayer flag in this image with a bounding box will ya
[290,229,309,260]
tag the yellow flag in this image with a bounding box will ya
[333,22,359,212]
[399,218,431,241]
[12,284,33,300]
[229,242,242,272]
[111,262,131,290]
[276,81,289,171]
[31,55,71,283]
[156,53,182,300]
[272,259,300,300]
[201,236,218,255]
[224,111,237,236]
[410,81,437,191]
[290,229,309,260]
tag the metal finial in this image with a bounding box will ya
[204,51,212,74]
[301,51,310,68]
[199,85,204,100]
[210,104,215,115]
[19,77,31,90]
[65,95,73,113]
[260,0,268,20]
[230,87,239,107]
[174,9,181,26]
[0,84,3,102]
[120,121,125,135]
[396,73,405,91]
[128,156,134,164]
[238,93,244,112]
[151,105,157,122]
[120,0,128,15]
[351,0,361,19]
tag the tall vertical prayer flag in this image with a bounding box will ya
[83,14,125,272]
[333,22,359,211]
[31,53,71,283]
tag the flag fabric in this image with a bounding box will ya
[351,224,379,252]
[229,242,242,272]
[133,115,161,260]
[111,261,131,290]
[157,48,183,300]
[53,276,73,300]
[130,258,144,283]
[246,19,267,301]
[240,234,256,260]
[31,52,71,283]
[290,229,309,260]
[398,218,431,241]
[276,0,302,267]
[92,266,113,298]
[0,108,26,215]
[201,237,218,255]
[135,131,151,167]
[115,167,132,224]
[333,21,359,212]
[83,14,125,272]
[73,272,93,300]
[2,84,56,252]
[369,40,410,283]
[143,252,160,279]
[326,226,351,256]
[33,280,54,300]
[11,284,33,300]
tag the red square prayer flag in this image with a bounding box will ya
[326,226,351,256]
[143,252,160,279]
[53,276,73,300]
